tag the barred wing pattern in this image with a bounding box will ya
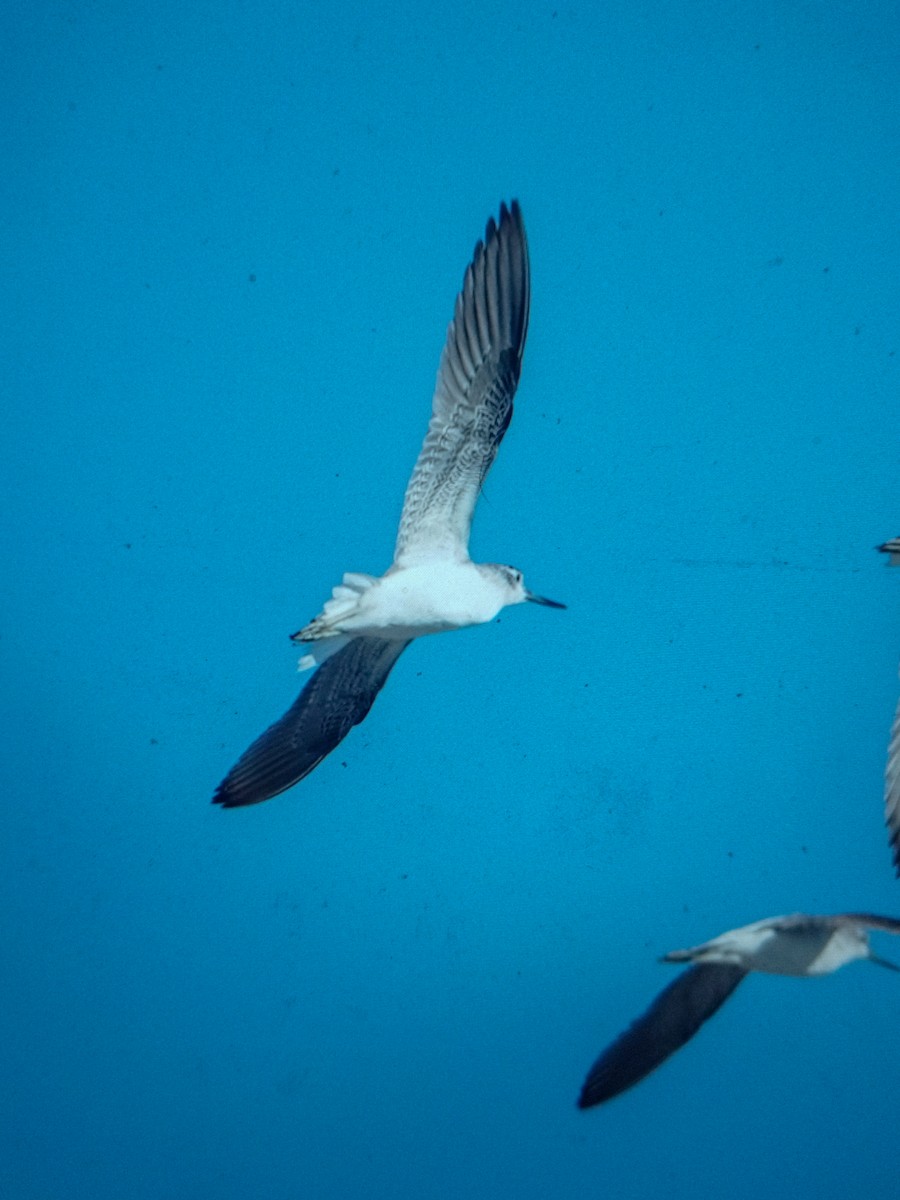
[887,696,900,876]
[394,201,530,565]
[878,541,900,873]
[214,637,411,808]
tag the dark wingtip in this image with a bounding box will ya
[479,199,522,255]
[211,779,254,808]
[211,637,411,811]
[576,963,747,1110]
[500,199,523,238]
[211,769,305,809]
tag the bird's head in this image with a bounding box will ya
[490,564,566,610]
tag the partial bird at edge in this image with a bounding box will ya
[880,537,900,872]
[578,912,900,1109]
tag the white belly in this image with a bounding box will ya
[354,561,504,636]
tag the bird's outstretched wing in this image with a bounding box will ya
[885,697,900,877]
[876,541,900,873]
[577,963,747,1108]
[393,201,530,566]
[838,912,900,935]
[213,637,411,807]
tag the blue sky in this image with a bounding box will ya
[3,2,899,1197]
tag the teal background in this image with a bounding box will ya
[4,2,899,1196]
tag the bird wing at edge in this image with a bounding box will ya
[885,694,900,877]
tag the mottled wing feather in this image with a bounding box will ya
[394,201,530,564]
[885,695,900,877]
[213,637,411,807]
[577,964,747,1108]
[878,539,900,871]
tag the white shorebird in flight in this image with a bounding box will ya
[214,202,563,808]
[879,537,900,872]
[578,911,900,1108]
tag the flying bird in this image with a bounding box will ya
[214,202,563,808]
[578,911,900,1108]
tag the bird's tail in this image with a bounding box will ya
[291,572,379,649]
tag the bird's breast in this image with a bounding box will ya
[371,562,502,634]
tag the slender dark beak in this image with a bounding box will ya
[525,590,566,609]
